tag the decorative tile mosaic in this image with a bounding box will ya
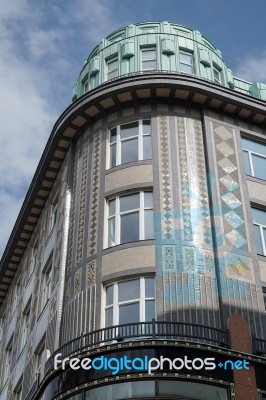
[74,269,81,295]
[87,261,95,286]
[77,142,89,264]
[162,245,176,270]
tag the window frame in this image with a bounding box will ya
[242,136,266,180]
[20,300,31,352]
[263,287,266,311]
[107,57,119,80]
[49,201,58,234]
[108,120,152,169]
[251,207,266,256]
[104,276,156,326]
[41,262,53,310]
[213,65,221,83]
[2,336,13,385]
[179,51,194,74]
[106,191,154,248]
[141,48,157,71]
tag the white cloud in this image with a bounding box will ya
[234,51,266,84]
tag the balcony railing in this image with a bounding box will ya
[45,320,229,374]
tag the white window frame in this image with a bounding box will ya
[107,57,118,80]
[14,384,23,400]
[242,137,266,180]
[213,65,221,83]
[90,73,97,90]
[108,120,152,168]
[83,79,88,94]
[252,207,266,256]
[29,242,38,278]
[107,191,154,247]
[2,337,13,384]
[141,48,157,71]
[41,262,53,309]
[179,51,193,74]
[49,201,58,234]
[104,277,155,326]
[34,337,45,378]
[20,301,31,352]
[11,284,19,315]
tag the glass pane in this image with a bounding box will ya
[180,63,193,74]
[109,199,116,216]
[105,308,113,327]
[121,212,139,243]
[214,68,220,82]
[108,69,118,80]
[242,150,251,175]
[142,50,156,60]
[142,60,156,70]
[145,300,155,321]
[106,285,113,305]
[110,144,116,168]
[85,381,155,400]
[119,302,139,324]
[252,208,266,226]
[264,228,266,254]
[143,120,151,135]
[120,193,139,212]
[144,192,153,208]
[144,210,154,239]
[252,154,266,180]
[159,380,228,400]
[253,224,264,255]
[110,128,117,143]
[180,53,192,64]
[145,277,155,297]
[108,59,118,71]
[143,135,152,159]
[120,122,138,139]
[118,279,140,302]
[121,138,138,164]
[108,217,115,247]
[241,137,266,155]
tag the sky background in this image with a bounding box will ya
[1,0,266,257]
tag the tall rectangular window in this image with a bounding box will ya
[107,191,154,247]
[251,207,266,256]
[49,201,58,234]
[107,58,118,80]
[179,51,193,74]
[213,66,221,83]
[242,137,266,180]
[105,277,155,326]
[109,120,152,168]
[141,48,156,71]
[20,302,31,351]
[263,288,266,311]
[3,338,13,384]
[41,263,52,309]
[29,244,38,277]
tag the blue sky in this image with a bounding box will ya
[1,0,266,256]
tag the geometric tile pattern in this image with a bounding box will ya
[67,151,79,274]
[88,131,101,256]
[159,115,174,239]
[74,268,81,295]
[162,245,176,270]
[213,122,247,251]
[87,261,95,286]
[77,142,89,264]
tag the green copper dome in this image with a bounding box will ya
[72,21,266,102]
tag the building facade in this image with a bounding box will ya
[0,21,266,400]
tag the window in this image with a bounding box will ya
[41,263,52,308]
[49,202,58,233]
[11,285,19,315]
[83,79,88,93]
[242,137,266,180]
[2,338,13,384]
[109,120,152,168]
[263,288,266,311]
[20,302,31,351]
[213,66,221,83]
[105,277,155,326]
[251,207,266,256]
[29,244,38,277]
[179,51,193,74]
[34,338,45,378]
[141,48,156,71]
[107,58,118,80]
[14,383,22,400]
[107,191,154,247]
[90,73,97,90]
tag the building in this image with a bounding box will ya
[0,21,266,400]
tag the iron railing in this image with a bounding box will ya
[45,320,229,374]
